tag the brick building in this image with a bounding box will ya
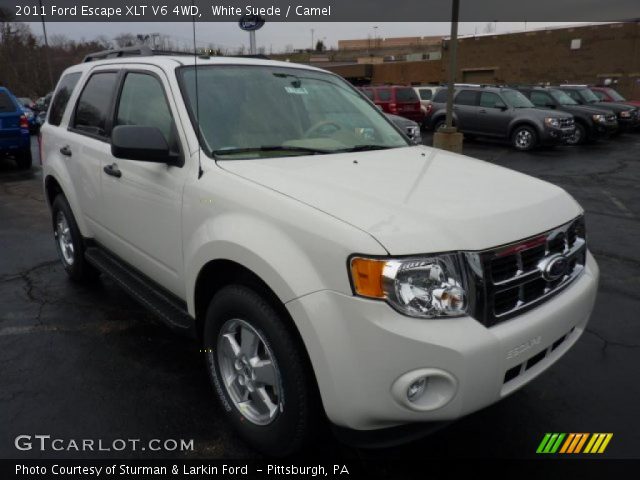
[326,22,640,99]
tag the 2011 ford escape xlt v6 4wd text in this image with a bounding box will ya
[41,48,599,456]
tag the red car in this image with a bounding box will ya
[589,86,640,108]
[360,85,424,123]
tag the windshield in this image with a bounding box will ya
[549,89,578,105]
[179,65,409,159]
[604,88,626,101]
[501,90,534,108]
[579,88,600,104]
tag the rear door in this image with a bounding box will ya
[452,89,479,132]
[0,90,24,151]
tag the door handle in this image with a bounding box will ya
[479,109,487,114]
[103,163,122,178]
[60,145,72,157]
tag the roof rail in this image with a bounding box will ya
[83,47,272,63]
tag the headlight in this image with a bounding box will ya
[619,110,631,118]
[592,114,606,123]
[544,117,560,128]
[349,254,468,318]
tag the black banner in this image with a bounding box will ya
[3,0,640,22]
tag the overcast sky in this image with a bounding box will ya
[26,21,590,53]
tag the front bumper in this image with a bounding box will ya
[540,126,575,145]
[287,252,598,431]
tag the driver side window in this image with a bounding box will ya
[116,72,178,152]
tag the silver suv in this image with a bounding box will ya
[429,86,576,150]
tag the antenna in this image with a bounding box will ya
[192,1,203,179]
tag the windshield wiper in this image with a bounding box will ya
[336,144,395,152]
[212,145,332,157]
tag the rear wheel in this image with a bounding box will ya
[203,285,320,456]
[51,195,100,282]
[511,125,538,151]
[433,118,448,132]
[15,148,32,170]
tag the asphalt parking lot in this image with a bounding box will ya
[1,133,639,465]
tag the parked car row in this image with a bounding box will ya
[425,84,639,150]
[360,83,639,150]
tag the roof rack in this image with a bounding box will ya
[83,46,271,63]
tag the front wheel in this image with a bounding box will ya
[511,125,538,151]
[566,123,587,145]
[203,285,320,456]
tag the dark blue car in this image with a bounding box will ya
[0,87,32,169]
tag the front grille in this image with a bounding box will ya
[607,114,618,123]
[559,117,574,128]
[465,216,587,327]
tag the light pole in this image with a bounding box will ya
[433,0,463,153]
[38,0,54,89]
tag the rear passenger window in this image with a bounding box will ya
[115,72,177,150]
[377,89,391,101]
[73,72,118,137]
[0,91,16,112]
[49,72,81,126]
[396,88,418,102]
[454,90,478,106]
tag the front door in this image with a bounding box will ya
[99,67,188,297]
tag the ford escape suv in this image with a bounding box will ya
[515,86,618,145]
[429,86,575,150]
[41,48,599,456]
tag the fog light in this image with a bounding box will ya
[407,377,428,402]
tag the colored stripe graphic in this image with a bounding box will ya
[537,433,613,454]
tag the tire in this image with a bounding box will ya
[203,285,320,456]
[15,148,32,170]
[433,118,447,132]
[511,125,538,151]
[51,195,100,282]
[566,122,587,146]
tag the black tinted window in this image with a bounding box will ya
[0,91,16,112]
[396,88,418,102]
[73,72,118,136]
[454,90,478,106]
[530,91,553,107]
[418,89,433,100]
[377,89,391,101]
[49,72,81,126]
[433,89,448,103]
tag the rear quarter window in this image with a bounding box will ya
[49,72,82,126]
[433,89,448,103]
[0,91,17,113]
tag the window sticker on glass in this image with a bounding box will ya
[284,86,309,95]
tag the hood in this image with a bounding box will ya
[521,107,572,120]
[591,101,634,113]
[560,104,616,116]
[219,146,582,255]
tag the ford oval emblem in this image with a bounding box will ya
[542,255,570,281]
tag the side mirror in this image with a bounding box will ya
[546,103,557,109]
[495,102,508,110]
[111,125,180,165]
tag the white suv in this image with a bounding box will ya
[41,48,599,456]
